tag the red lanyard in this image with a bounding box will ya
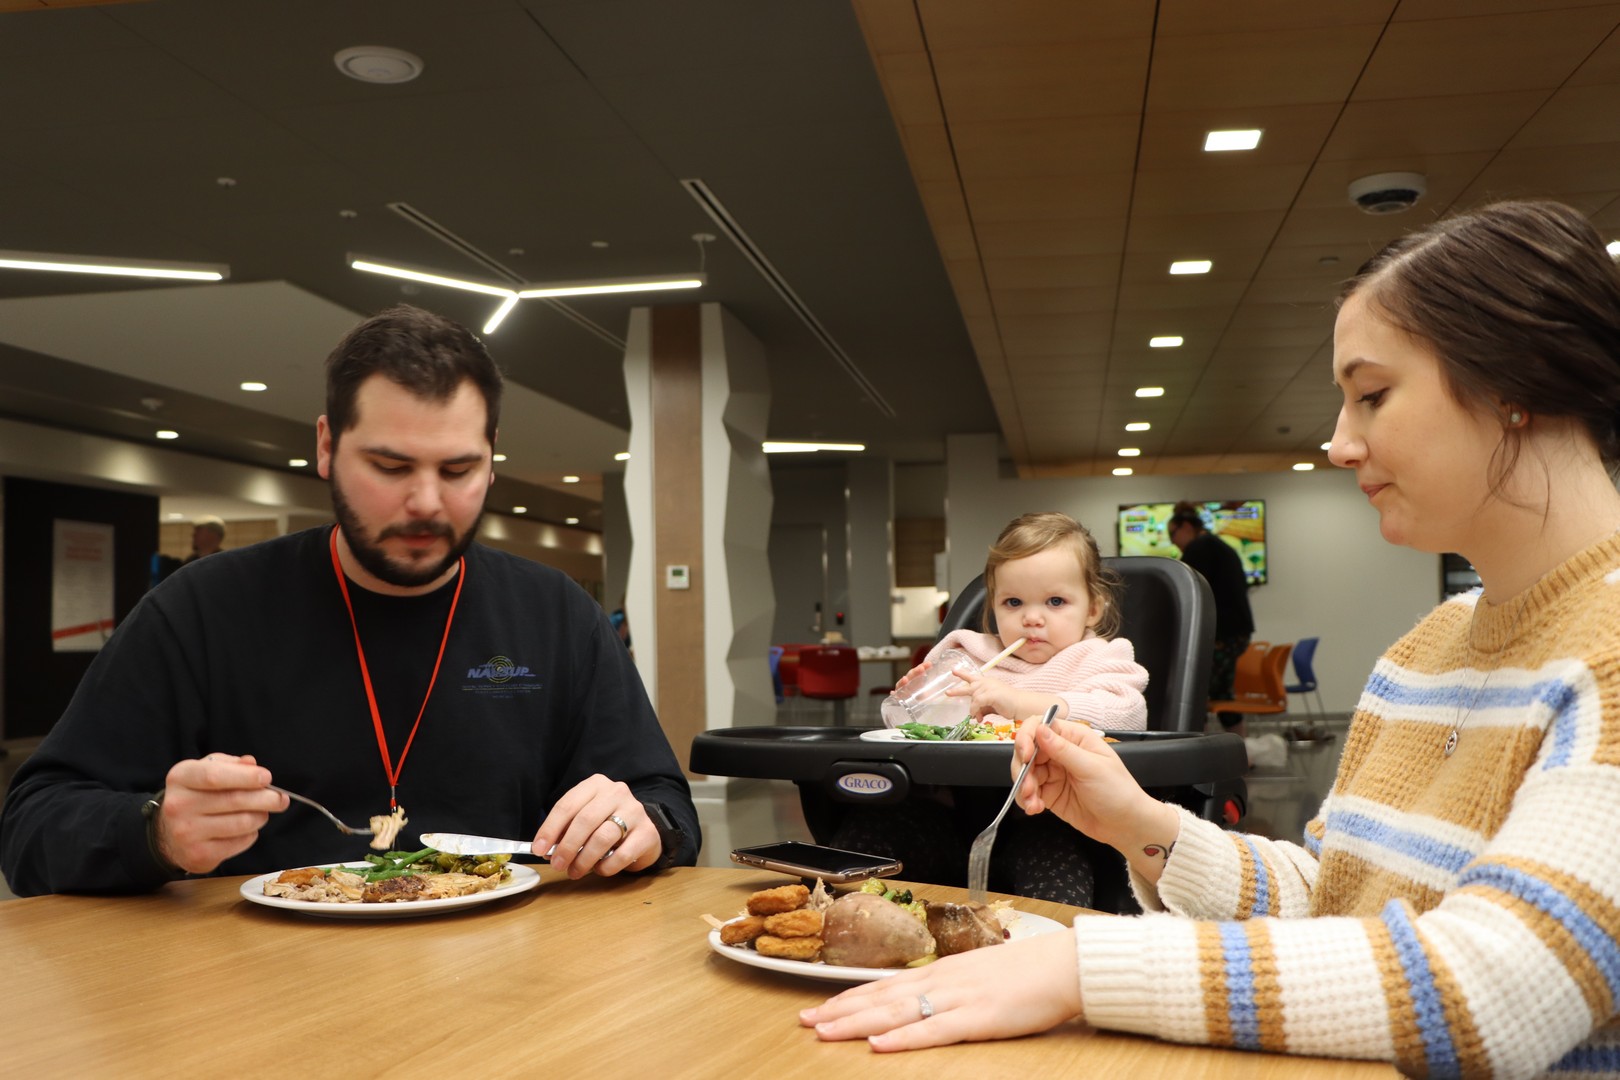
[328,527,465,809]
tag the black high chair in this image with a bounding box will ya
[689,556,1248,912]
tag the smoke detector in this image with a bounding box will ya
[334,46,424,84]
[1348,172,1426,215]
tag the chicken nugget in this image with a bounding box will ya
[754,934,823,962]
[719,915,767,946]
[763,908,823,938]
[746,883,810,916]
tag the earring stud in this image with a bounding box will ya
[1509,410,1524,425]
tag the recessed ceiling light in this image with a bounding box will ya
[333,46,424,84]
[1204,129,1263,152]
[1169,260,1212,275]
[240,381,267,392]
[1608,240,1620,258]
[562,475,580,484]
[156,430,179,440]
[288,458,308,467]
[591,240,610,249]
[167,512,184,520]
[492,453,507,462]
[1320,441,1332,450]
[1134,387,1165,398]
[1112,467,1133,476]
[512,506,527,514]
[1149,336,1183,348]
[1293,462,1316,471]
[1125,422,1151,432]
[1118,448,1141,457]
[566,517,580,525]
[614,451,630,461]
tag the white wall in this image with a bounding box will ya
[942,434,1436,712]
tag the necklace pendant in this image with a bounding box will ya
[1443,728,1459,757]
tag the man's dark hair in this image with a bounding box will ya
[1167,500,1206,533]
[325,304,502,448]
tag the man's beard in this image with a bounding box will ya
[330,470,483,589]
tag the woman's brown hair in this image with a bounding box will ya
[1340,200,1620,487]
[981,511,1122,640]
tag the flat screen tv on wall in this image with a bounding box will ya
[1116,500,1268,586]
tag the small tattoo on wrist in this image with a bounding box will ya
[1143,841,1175,863]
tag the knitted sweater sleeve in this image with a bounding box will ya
[1071,647,1620,1078]
[1046,636,1149,732]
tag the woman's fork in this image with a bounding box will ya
[267,785,374,836]
[965,704,1058,902]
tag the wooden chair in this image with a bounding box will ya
[1208,641,1291,719]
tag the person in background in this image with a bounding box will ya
[1167,501,1254,734]
[1,304,698,895]
[801,200,1620,1076]
[185,515,227,563]
[834,511,1147,906]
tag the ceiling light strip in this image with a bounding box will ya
[681,178,896,418]
[388,201,625,349]
[0,250,228,281]
[349,257,515,298]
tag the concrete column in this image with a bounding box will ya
[844,456,894,699]
[623,302,774,778]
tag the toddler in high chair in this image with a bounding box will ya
[905,511,1148,738]
[838,512,1148,906]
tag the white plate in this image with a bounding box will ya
[708,910,1066,984]
[239,862,540,919]
[858,728,1012,746]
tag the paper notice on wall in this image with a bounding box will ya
[52,520,116,652]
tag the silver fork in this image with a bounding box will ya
[965,704,1059,901]
[268,784,374,836]
[944,714,977,741]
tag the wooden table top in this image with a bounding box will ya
[2,865,1393,1078]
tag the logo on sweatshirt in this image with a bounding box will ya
[460,655,542,697]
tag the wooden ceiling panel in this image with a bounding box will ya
[1131,161,1312,216]
[849,0,927,55]
[975,217,1128,260]
[1510,84,1620,148]
[915,0,1155,52]
[984,253,1122,291]
[962,172,1134,223]
[1146,26,1383,112]
[1568,22,1620,85]
[1112,305,1235,333]
[1157,0,1395,36]
[1116,279,1251,311]
[1319,91,1547,161]
[1126,210,1288,253]
[895,122,957,185]
[930,40,1151,125]
[871,52,944,128]
[996,315,1115,356]
[950,115,1140,183]
[1465,143,1620,197]
[1354,8,1620,100]
[992,285,1119,316]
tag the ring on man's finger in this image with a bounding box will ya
[609,813,630,844]
[603,847,616,861]
[917,994,934,1020]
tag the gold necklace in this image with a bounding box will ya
[1445,591,1531,757]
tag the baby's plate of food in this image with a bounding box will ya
[240,847,538,919]
[859,719,1016,744]
[705,879,1063,984]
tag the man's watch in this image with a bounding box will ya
[641,800,686,871]
[141,790,184,877]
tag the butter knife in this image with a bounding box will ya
[421,831,549,857]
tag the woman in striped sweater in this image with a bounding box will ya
[802,200,1620,1078]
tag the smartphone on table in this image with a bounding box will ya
[730,841,902,884]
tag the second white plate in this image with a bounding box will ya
[239,862,540,919]
[708,910,1065,984]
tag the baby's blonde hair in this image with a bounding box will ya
[981,511,1121,640]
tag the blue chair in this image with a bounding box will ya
[768,646,784,704]
[1286,636,1325,714]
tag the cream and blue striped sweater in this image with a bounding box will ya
[1071,533,1620,1078]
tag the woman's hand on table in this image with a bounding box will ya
[800,928,1084,1050]
[158,753,283,873]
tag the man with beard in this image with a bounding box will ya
[0,305,699,895]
